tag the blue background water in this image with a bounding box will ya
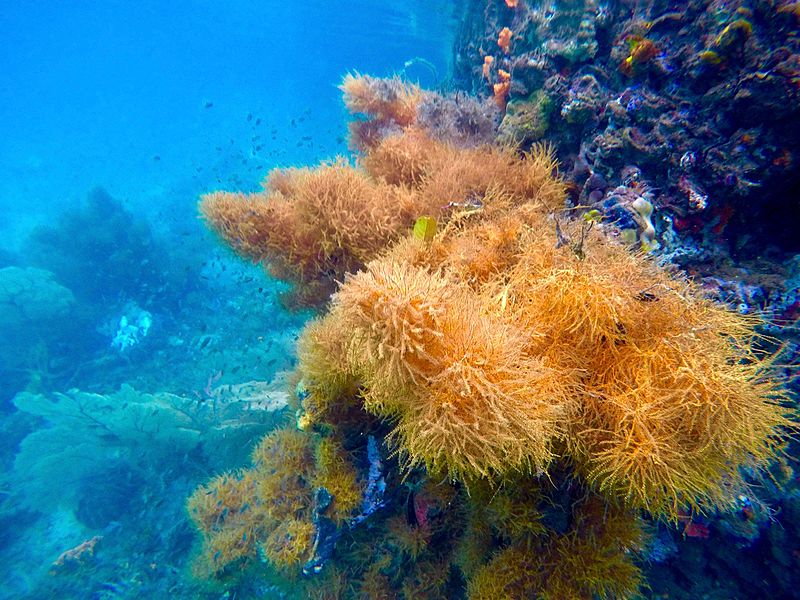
[0,2,455,597]
[1,0,454,243]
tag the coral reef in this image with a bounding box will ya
[25,187,194,310]
[200,159,417,307]
[201,88,559,308]
[0,266,75,379]
[193,74,793,598]
[10,383,281,516]
[452,0,800,293]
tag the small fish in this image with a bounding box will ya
[635,291,659,302]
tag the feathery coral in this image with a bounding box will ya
[195,75,793,595]
[468,496,644,600]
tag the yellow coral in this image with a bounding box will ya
[312,437,363,523]
[260,518,315,572]
[468,497,644,600]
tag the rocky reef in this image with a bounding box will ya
[453,0,800,343]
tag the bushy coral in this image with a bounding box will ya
[202,124,565,308]
[201,160,417,307]
[298,194,789,517]
[341,73,499,150]
[194,75,793,596]
[467,497,644,600]
[259,518,315,572]
[312,437,362,523]
[187,425,368,579]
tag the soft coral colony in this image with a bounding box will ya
[192,74,793,598]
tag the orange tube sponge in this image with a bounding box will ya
[493,70,511,110]
[482,55,494,80]
[497,28,512,54]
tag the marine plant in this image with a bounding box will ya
[187,426,336,578]
[193,75,793,597]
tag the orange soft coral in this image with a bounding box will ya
[497,27,512,54]
[482,55,494,80]
[340,73,423,151]
[297,186,790,517]
[200,159,418,307]
[340,72,421,127]
[204,76,791,523]
[493,69,511,110]
[202,127,565,308]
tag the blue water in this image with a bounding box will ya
[0,1,453,242]
[0,2,454,598]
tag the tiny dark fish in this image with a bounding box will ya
[635,291,659,302]
[152,155,161,161]
[204,101,214,109]
[199,337,211,350]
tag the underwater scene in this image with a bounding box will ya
[1,0,799,598]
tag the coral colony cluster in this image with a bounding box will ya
[191,72,794,599]
[455,0,800,322]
